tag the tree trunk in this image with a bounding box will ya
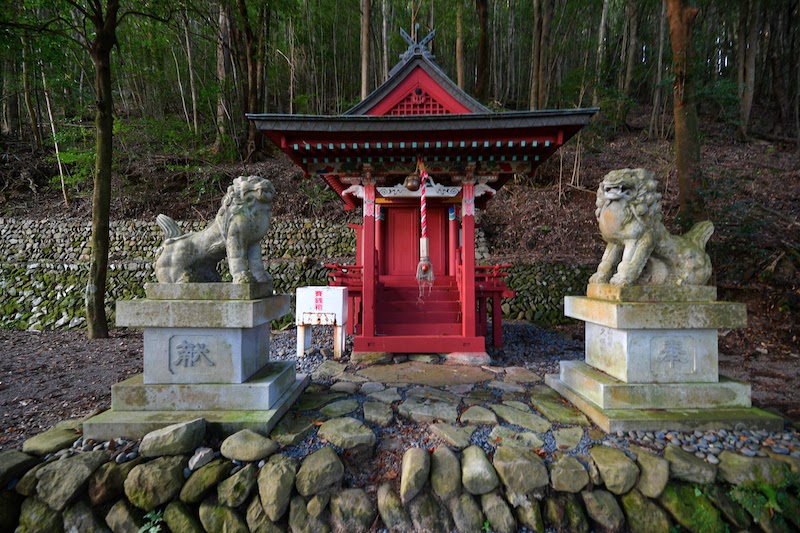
[2,60,19,136]
[360,0,370,100]
[592,0,610,106]
[86,0,119,340]
[382,0,389,82]
[529,0,541,110]
[537,0,553,109]
[475,0,489,100]
[236,0,264,158]
[666,0,702,222]
[214,5,231,151]
[648,0,666,139]
[456,1,464,89]
[768,10,789,136]
[20,36,42,149]
[183,10,200,135]
[623,0,638,97]
[736,0,759,141]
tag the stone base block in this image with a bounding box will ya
[117,294,290,329]
[142,324,271,384]
[145,282,274,301]
[565,296,747,330]
[558,360,750,410]
[585,322,719,383]
[83,374,309,441]
[112,362,296,411]
[586,283,717,302]
[443,352,492,366]
[545,374,783,433]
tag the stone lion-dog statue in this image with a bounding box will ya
[588,168,714,286]
[155,175,275,284]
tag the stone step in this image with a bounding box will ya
[112,362,297,411]
[558,360,752,410]
[83,375,310,441]
[375,322,462,335]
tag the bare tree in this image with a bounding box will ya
[736,0,759,141]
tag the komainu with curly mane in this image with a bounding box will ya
[155,176,276,284]
[589,168,714,286]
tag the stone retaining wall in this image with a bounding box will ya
[2,418,797,532]
[0,218,592,331]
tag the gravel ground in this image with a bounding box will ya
[2,321,798,464]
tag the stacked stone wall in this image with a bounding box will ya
[2,420,797,532]
[0,217,592,331]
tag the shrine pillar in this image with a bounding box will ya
[461,180,476,337]
[361,177,376,339]
[448,206,458,277]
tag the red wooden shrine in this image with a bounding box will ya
[249,30,596,358]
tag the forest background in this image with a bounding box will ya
[0,0,798,344]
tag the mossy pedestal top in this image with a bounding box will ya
[145,282,274,301]
[566,284,746,330]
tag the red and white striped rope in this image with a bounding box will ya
[420,169,428,239]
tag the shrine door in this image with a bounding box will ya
[382,206,447,277]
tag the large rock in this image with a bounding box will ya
[663,444,717,484]
[490,404,551,432]
[363,402,393,426]
[554,427,585,452]
[462,445,500,495]
[630,445,669,498]
[400,447,430,504]
[429,423,475,450]
[544,492,589,533]
[258,453,298,521]
[493,446,549,495]
[620,488,672,533]
[180,458,233,504]
[589,445,639,495]
[21,422,80,457]
[481,491,517,533]
[581,490,625,532]
[658,482,725,533]
[164,501,204,533]
[717,451,788,486]
[528,386,590,425]
[488,426,545,448]
[36,450,109,511]
[704,484,751,530]
[246,496,287,533]
[330,488,376,533]
[317,417,376,449]
[377,482,413,532]
[218,463,257,508]
[16,497,62,533]
[320,399,359,417]
[460,405,498,425]
[105,499,145,533]
[138,418,206,457]
[398,398,459,424]
[449,493,485,533]
[289,494,331,533]
[550,455,589,493]
[270,413,317,446]
[124,455,187,511]
[220,429,279,462]
[431,446,461,501]
[295,446,344,497]
[88,457,145,506]
[0,450,38,488]
[14,462,45,497]
[199,498,249,532]
[63,500,109,533]
[516,500,545,533]
[407,491,453,533]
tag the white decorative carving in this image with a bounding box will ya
[377,176,461,198]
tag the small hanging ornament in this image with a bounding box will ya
[416,158,434,297]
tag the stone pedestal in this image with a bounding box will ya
[83,283,309,440]
[545,284,782,432]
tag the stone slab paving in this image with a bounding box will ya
[356,362,492,386]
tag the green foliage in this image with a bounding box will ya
[482,518,491,532]
[728,469,799,526]
[696,78,740,121]
[46,147,94,191]
[138,509,164,533]
[300,179,337,216]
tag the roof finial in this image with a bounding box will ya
[398,27,436,62]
